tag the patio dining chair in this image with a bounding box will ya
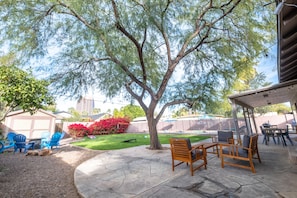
[260,126,277,145]
[169,138,207,176]
[284,125,294,146]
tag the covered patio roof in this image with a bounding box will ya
[228,79,297,136]
[228,79,297,109]
[277,0,297,82]
[228,1,297,137]
[229,1,297,109]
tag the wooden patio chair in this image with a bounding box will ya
[219,134,261,173]
[169,138,207,176]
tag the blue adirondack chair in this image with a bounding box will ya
[0,132,16,153]
[41,132,65,149]
[13,134,34,153]
[40,131,51,149]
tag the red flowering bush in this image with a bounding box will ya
[68,123,89,137]
[88,118,130,135]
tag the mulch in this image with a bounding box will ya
[0,145,102,198]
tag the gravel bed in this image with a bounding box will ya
[0,142,102,198]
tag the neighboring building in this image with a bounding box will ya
[132,116,147,122]
[2,109,56,139]
[76,96,95,115]
[88,113,112,121]
[54,111,72,119]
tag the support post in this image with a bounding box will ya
[231,100,240,143]
[251,108,258,134]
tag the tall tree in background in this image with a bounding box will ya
[0,1,276,149]
[207,60,273,117]
[114,104,145,120]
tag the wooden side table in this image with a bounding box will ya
[202,142,219,157]
[194,142,219,158]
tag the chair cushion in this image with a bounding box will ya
[222,147,248,157]
[237,148,248,157]
[242,135,250,148]
[192,149,203,160]
[221,147,229,155]
[218,131,233,142]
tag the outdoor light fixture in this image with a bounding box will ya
[274,1,297,15]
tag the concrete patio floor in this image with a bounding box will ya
[74,135,297,198]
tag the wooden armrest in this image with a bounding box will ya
[219,143,232,147]
[191,144,203,151]
[190,145,205,158]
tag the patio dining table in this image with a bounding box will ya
[262,127,287,146]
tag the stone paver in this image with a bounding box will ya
[75,135,297,198]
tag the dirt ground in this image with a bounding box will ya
[0,142,103,198]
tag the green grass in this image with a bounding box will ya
[71,133,210,150]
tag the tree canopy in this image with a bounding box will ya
[114,104,145,120]
[206,63,273,117]
[0,65,54,121]
[0,0,276,149]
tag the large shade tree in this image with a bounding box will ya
[0,0,276,149]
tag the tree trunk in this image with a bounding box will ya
[147,115,162,150]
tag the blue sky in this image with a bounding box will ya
[256,44,278,84]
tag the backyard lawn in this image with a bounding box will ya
[71,133,210,150]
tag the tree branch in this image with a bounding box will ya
[181,0,242,58]
[125,83,148,112]
[56,0,97,31]
[156,99,193,122]
[111,0,147,83]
